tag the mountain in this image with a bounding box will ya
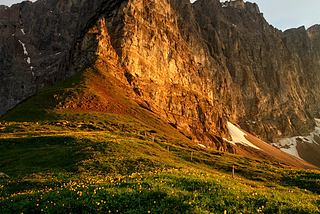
[0,0,320,165]
[2,1,320,212]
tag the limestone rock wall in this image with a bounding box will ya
[193,0,320,141]
[71,0,243,151]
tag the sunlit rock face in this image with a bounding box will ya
[72,0,243,152]
[1,0,320,152]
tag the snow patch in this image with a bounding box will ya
[276,118,320,159]
[55,52,61,55]
[198,144,206,148]
[223,137,235,146]
[277,137,303,160]
[18,40,33,71]
[18,40,28,55]
[21,29,25,35]
[227,122,260,150]
[246,120,257,125]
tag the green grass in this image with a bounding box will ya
[1,64,320,213]
[1,119,320,213]
[2,168,320,214]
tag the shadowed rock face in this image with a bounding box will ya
[193,0,320,141]
[0,0,319,152]
[0,0,124,116]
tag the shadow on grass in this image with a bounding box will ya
[0,136,84,176]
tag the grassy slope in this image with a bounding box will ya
[1,65,320,213]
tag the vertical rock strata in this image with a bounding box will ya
[72,0,243,151]
[0,0,319,151]
[0,0,106,116]
[192,0,320,141]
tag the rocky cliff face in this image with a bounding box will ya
[193,0,320,142]
[1,0,319,152]
[0,0,125,116]
[69,0,243,152]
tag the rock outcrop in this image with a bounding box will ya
[0,0,319,152]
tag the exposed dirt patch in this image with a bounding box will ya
[296,141,320,168]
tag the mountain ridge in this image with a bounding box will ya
[1,0,320,159]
